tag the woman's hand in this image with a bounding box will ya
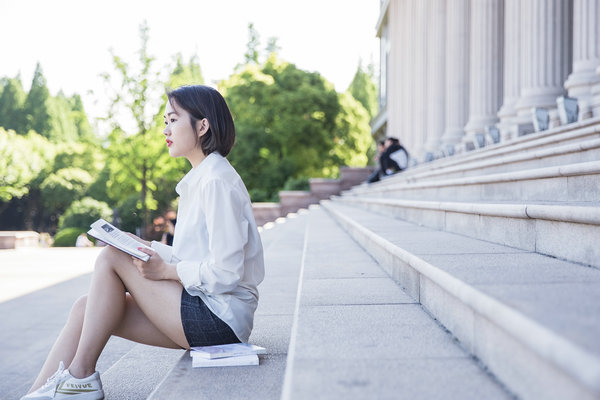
[132,248,178,281]
[125,232,151,247]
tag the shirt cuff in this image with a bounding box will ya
[151,241,173,263]
[176,260,203,291]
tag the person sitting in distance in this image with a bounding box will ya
[380,137,409,176]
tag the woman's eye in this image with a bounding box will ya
[171,118,176,123]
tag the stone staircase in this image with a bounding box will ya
[2,117,598,400]
[318,117,600,399]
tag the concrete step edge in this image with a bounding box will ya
[322,200,600,395]
[280,213,310,400]
[349,160,600,195]
[101,343,184,400]
[337,196,600,226]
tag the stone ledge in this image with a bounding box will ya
[351,160,600,194]
[409,117,600,178]
[407,137,600,183]
[0,231,40,249]
[339,197,600,226]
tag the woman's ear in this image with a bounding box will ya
[196,118,210,138]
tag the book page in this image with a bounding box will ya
[88,219,151,261]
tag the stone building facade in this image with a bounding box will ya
[373,0,600,161]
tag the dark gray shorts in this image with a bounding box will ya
[180,289,240,347]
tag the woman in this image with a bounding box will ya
[22,85,265,400]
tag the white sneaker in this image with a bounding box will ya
[21,361,104,400]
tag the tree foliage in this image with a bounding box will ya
[0,65,94,142]
[23,63,52,136]
[59,197,113,230]
[347,61,378,118]
[0,129,52,203]
[244,23,261,64]
[222,54,371,201]
[101,22,199,236]
[40,167,94,214]
[0,77,27,132]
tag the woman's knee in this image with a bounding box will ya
[68,295,88,325]
[95,246,127,272]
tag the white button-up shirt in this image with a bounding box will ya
[151,152,264,342]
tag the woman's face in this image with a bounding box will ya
[163,100,206,166]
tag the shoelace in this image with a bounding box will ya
[39,361,65,390]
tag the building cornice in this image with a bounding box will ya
[375,0,390,37]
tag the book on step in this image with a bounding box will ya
[190,342,267,359]
[87,219,151,261]
[192,354,259,368]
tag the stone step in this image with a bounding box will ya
[334,196,600,269]
[281,207,512,400]
[101,343,184,400]
[361,119,600,189]
[414,116,600,177]
[322,201,600,400]
[348,160,600,203]
[148,212,309,400]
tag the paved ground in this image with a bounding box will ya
[0,247,101,302]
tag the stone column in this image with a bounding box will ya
[441,0,470,153]
[497,0,521,140]
[385,0,400,143]
[402,0,417,152]
[565,0,600,119]
[424,0,446,160]
[514,0,572,133]
[413,0,429,158]
[593,65,600,117]
[463,0,504,148]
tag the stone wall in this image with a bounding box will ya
[252,166,374,226]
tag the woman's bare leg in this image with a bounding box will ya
[27,296,87,391]
[68,246,189,378]
[28,246,189,391]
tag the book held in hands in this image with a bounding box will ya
[190,343,266,368]
[87,219,152,261]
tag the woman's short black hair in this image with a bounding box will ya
[166,85,236,157]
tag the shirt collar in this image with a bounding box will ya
[176,152,222,195]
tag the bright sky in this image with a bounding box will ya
[1,0,379,128]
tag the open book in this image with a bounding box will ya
[87,219,151,261]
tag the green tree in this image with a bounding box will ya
[102,22,188,236]
[243,23,260,64]
[347,61,378,118]
[69,94,95,141]
[24,62,52,136]
[265,37,280,56]
[332,92,372,168]
[221,54,342,201]
[0,129,51,205]
[59,197,112,230]
[0,76,27,133]
[168,53,204,88]
[47,91,79,142]
[40,167,94,215]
